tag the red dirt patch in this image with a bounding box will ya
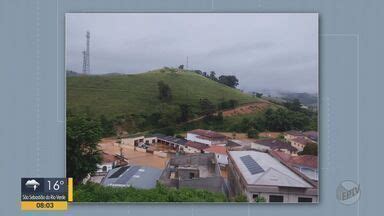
[221,101,272,117]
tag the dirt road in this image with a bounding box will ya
[98,138,169,169]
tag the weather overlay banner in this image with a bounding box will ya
[20,178,73,211]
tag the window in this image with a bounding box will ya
[269,195,284,202]
[189,172,195,179]
[102,166,107,172]
[298,197,312,203]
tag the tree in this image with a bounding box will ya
[209,71,217,81]
[67,114,102,185]
[218,75,239,88]
[284,98,302,111]
[157,81,172,102]
[264,108,292,131]
[178,64,184,69]
[199,98,216,116]
[299,143,318,156]
[256,92,263,98]
[178,104,191,122]
[99,115,115,137]
[247,129,259,139]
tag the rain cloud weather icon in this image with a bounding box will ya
[25,179,40,191]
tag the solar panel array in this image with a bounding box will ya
[109,166,130,178]
[240,155,264,174]
[115,166,141,184]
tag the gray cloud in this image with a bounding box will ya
[66,13,318,93]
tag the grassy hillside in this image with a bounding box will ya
[67,68,258,118]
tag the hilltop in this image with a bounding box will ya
[67,68,261,118]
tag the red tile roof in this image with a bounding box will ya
[204,145,227,155]
[254,139,297,152]
[185,141,209,150]
[189,129,227,140]
[303,131,318,141]
[291,137,312,145]
[271,150,318,169]
[101,152,117,163]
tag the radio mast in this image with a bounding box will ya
[82,31,90,74]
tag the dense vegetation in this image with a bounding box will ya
[67,68,259,133]
[171,101,317,136]
[74,183,230,202]
[67,68,255,118]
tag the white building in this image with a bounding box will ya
[228,151,318,203]
[186,129,227,146]
[121,135,157,147]
[183,141,209,153]
[96,152,117,173]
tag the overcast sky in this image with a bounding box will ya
[66,13,318,93]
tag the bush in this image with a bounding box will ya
[74,183,228,202]
[247,129,259,139]
[232,194,247,202]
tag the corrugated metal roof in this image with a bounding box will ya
[102,165,163,189]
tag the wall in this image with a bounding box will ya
[179,176,224,193]
[183,146,200,154]
[246,192,318,203]
[186,133,212,145]
[96,163,113,173]
[215,153,228,165]
[170,153,216,167]
[187,133,228,145]
[121,136,145,146]
[251,143,270,152]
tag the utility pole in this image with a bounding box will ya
[186,56,189,69]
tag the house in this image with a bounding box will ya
[186,129,228,146]
[204,145,228,166]
[251,139,297,155]
[284,131,304,141]
[271,150,318,181]
[121,135,157,147]
[303,131,318,142]
[159,153,225,193]
[96,152,128,173]
[155,134,188,149]
[101,165,163,189]
[290,137,314,152]
[183,141,209,153]
[228,151,318,203]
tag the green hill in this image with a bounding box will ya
[67,68,258,118]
